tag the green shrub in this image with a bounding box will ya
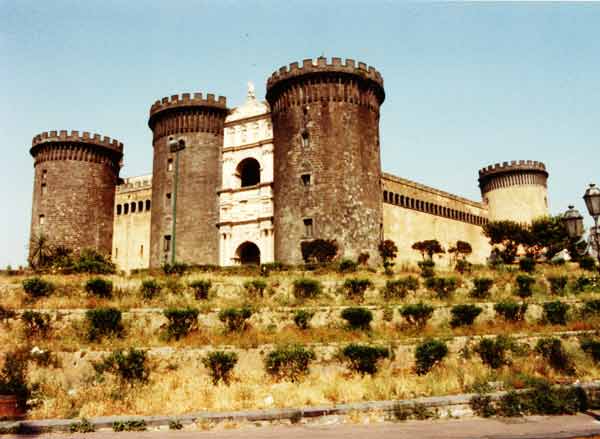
[414,339,448,375]
[450,304,482,327]
[573,275,600,293]
[340,307,373,330]
[169,420,183,430]
[71,248,116,274]
[86,308,123,341]
[455,259,472,274]
[582,299,600,317]
[164,277,184,295]
[357,252,370,266]
[112,420,147,432]
[515,274,535,298]
[470,394,495,418]
[140,278,161,300]
[218,306,252,332]
[93,348,149,384]
[470,277,494,299]
[425,276,459,299]
[300,239,338,264]
[494,300,528,322]
[579,256,597,271]
[382,276,419,299]
[21,311,50,337]
[161,261,188,275]
[519,257,536,273]
[379,239,398,275]
[580,339,600,363]
[292,278,322,300]
[264,344,316,381]
[260,262,286,276]
[547,275,568,295]
[293,310,315,330]
[69,418,95,433]
[338,258,357,273]
[400,302,434,328]
[84,277,113,299]
[188,279,211,299]
[475,336,512,369]
[417,259,435,278]
[22,277,54,299]
[393,402,438,420]
[243,279,267,297]
[341,344,390,375]
[163,308,199,340]
[535,338,574,374]
[202,351,238,385]
[343,278,373,300]
[0,351,32,411]
[542,301,569,325]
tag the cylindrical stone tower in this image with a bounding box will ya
[148,93,228,267]
[266,57,385,264]
[29,130,123,259]
[478,160,549,223]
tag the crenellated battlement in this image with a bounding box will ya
[478,160,547,178]
[31,130,124,153]
[267,57,384,90]
[149,93,228,119]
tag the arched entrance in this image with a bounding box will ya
[236,158,261,187]
[236,241,261,265]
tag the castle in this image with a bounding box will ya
[28,57,550,272]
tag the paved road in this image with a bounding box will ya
[9,413,600,439]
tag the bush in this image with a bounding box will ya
[425,276,459,299]
[0,350,32,411]
[260,262,286,276]
[202,351,238,385]
[470,394,495,418]
[189,279,211,299]
[341,344,390,375]
[573,275,600,293]
[22,277,54,299]
[547,275,568,295]
[379,239,398,274]
[417,259,435,278]
[300,239,338,264]
[293,309,315,330]
[494,300,528,322]
[112,420,147,432]
[340,307,373,330]
[0,305,16,323]
[93,348,149,384]
[382,276,419,300]
[264,344,316,382]
[140,278,161,300]
[450,304,482,327]
[580,339,600,363]
[455,259,472,274]
[542,301,569,325]
[400,302,434,328]
[475,336,512,369]
[21,311,50,337]
[218,306,252,332]
[519,257,536,273]
[162,261,188,275]
[582,299,600,317]
[86,308,123,341]
[243,279,267,297]
[414,339,448,375]
[84,277,113,299]
[535,338,574,374]
[579,256,597,271]
[471,277,494,299]
[73,248,116,274]
[357,252,370,266]
[515,274,535,298]
[163,308,199,340]
[292,278,322,300]
[69,419,95,433]
[338,258,357,273]
[343,278,372,300]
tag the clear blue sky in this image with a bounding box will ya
[1,1,599,267]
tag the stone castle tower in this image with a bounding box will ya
[266,57,386,264]
[28,130,123,259]
[478,160,549,224]
[147,93,228,267]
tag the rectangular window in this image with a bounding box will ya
[301,174,311,186]
[42,170,47,180]
[124,203,129,214]
[165,193,172,208]
[39,215,45,225]
[116,204,122,215]
[303,218,313,237]
[138,201,143,212]
[41,183,47,195]
[167,158,173,172]
[131,202,136,213]
[164,235,171,252]
[145,200,151,211]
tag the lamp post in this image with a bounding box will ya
[168,137,186,265]
[583,183,600,267]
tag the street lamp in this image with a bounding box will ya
[583,183,600,267]
[168,136,186,265]
[562,205,584,239]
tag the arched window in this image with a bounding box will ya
[236,158,261,187]
[146,200,151,211]
[236,241,261,265]
[117,204,122,215]
[383,191,388,202]
[131,202,136,213]
[124,204,129,214]
[138,200,143,212]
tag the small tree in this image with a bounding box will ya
[412,240,445,260]
[264,344,316,382]
[293,310,315,330]
[542,301,569,325]
[22,277,54,300]
[341,344,390,375]
[218,306,252,332]
[85,277,113,299]
[450,304,482,327]
[400,302,434,328]
[93,348,149,384]
[494,300,528,322]
[21,311,51,337]
[425,276,459,299]
[202,351,238,385]
[475,336,512,369]
[515,274,535,298]
[470,277,494,299]
[292,278,322,300]
[414,339,448,375]
[343,278,372,301]
[163,308,199,340]
[378,239,398,275]
[535,338,574,374]
[86,308,123,341]
[483,220,530,264]
[341,307,373,330]
[189,279,211,300]
[381,276,419,300]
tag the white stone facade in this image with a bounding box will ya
[218,84,274,266]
